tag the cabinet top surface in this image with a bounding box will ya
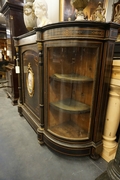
[14,21,120,45]
[37,21,120,30]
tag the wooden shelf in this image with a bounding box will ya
[51,74,93,83]
[50,99,90,113]
[49,120,88,139]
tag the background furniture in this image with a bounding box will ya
[0,0,27,105]
[0,24,7,79]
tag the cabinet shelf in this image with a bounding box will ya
[50,99,90,113]
[49,120,88,139]
[51,74,93,83]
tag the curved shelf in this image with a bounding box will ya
[50,74,93,83]
[50,99,90,113]
[49,120,88,139]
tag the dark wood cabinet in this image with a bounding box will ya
[0,24,6,59]
[0,0,27,104]
[0,24,7,79]
[14,21,119,157]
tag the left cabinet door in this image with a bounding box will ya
[19,44,41,131]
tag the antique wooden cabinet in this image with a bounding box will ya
[0,24,7,79]
[14,21,119,157]
[0,0,27,105]
[0,24,6,59]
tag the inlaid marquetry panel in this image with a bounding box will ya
[23,50,39,117]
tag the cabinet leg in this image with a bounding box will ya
[37,127,44,145]
[12,99,18,106]
[18,105,23,116]
[90,147,100,160]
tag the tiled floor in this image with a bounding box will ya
[0,88,108,180]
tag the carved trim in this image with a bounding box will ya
[37,42,43,51]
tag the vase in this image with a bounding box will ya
[71,0,89,20]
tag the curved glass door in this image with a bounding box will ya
[47,46,98,140]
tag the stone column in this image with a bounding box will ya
[101,60,120,162]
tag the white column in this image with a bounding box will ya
[101,60,120,162]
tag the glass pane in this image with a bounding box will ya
[47,46,98,140]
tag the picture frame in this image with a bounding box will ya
[59,0,105,21]
[59,0,75,21]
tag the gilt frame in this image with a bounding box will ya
[59,0,106,21]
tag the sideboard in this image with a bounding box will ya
[14,21,119,157]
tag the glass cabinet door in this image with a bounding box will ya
[47,46,98,140]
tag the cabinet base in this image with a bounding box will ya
[37,128,102,157]
[18,105,103,157]
[44,135,91,156]
[18,104,41,132]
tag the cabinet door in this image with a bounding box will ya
[22,47,40,118]
[45,41,102,140]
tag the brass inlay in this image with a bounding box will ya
[15,46,19,53]
[43,28,105,40]
[37,42,43,51]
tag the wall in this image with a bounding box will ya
[46,0,59,23]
